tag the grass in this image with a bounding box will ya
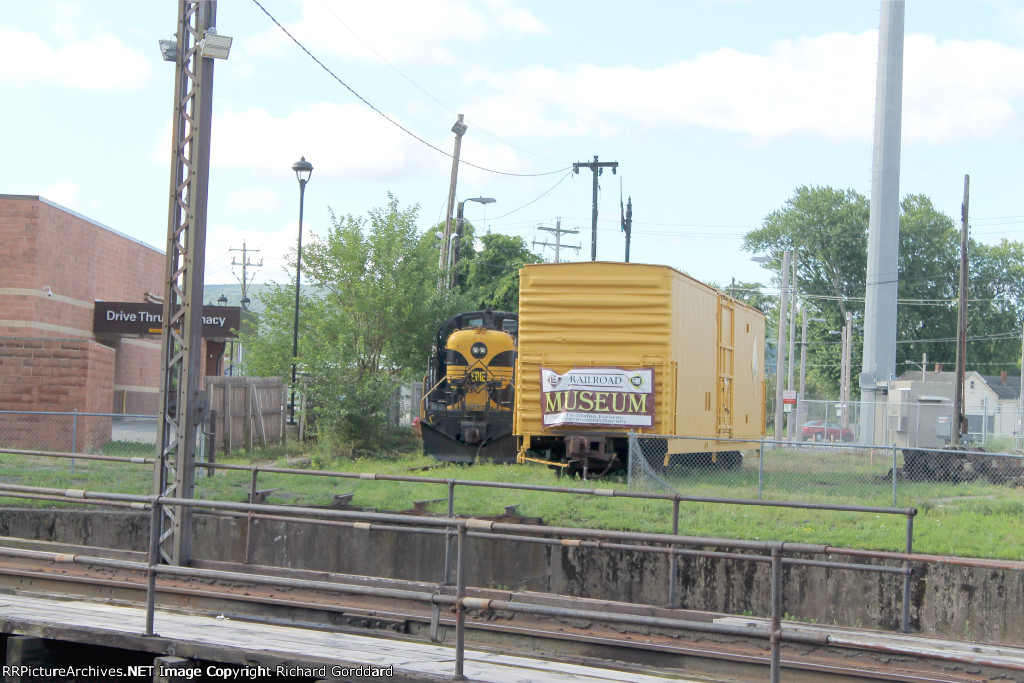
[1,439,1022,561]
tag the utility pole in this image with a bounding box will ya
[573,156,618,261]
[230,241,262,300]
[622,196,633,262]
[773,250,791,446]
[533,219,580,263]
[841,312,853,432]
[439,115,467,290]
[786,254,798,440]
[952,174,970,446]
[799,310,826,433]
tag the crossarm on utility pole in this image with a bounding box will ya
[573,156,618,261]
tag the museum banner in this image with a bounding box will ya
[540,367,655,428]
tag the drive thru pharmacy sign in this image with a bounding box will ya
[540,367,655,428]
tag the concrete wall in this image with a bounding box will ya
[1,507,1022,645]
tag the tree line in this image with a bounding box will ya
[239,193,540,450]
[241,185,1024,449]
[736,185,1024,400]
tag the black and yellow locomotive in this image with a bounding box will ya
[420,310,518,463]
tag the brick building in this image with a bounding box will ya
[0,195,227,449]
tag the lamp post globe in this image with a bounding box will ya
[289,156,313,426]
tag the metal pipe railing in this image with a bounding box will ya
[0,484,1021,680]
[0,447,921,631]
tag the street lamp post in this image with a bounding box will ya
[467,196,496,235]
[289,156,313,426]
[217,294,230,376]
[448,197,495,290]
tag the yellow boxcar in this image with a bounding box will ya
[514,262,765,474]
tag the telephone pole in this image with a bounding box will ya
[622,197,633,262]
[230,241,262,300]
[573,156,618,261]
[439,115,468,290]
[533,219,580,263]
[952,174,970,446]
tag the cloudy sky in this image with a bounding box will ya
[3,0,1024,293]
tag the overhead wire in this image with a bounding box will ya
[309,0,567,165]
[250,0,570,178]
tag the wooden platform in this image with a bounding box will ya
[0,593,695,682]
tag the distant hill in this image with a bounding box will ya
[202,284,279,314]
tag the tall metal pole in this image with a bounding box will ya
[860,0,905,445]
[842,312,853,432]
[952,175,970,446]
[798,308,809,430]
[1018,330,1024,449]
[154,0,219,566]
[786,254,797,440]
[773,250,791,446]
[439,115,467,289]
[289,169,309,425]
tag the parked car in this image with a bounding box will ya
[800,420,855,442]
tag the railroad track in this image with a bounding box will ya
[0,539,1019,683]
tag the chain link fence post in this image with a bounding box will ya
[758,436,765,500]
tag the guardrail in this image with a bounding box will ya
[0,483,929,683]
[2,484,1023,681]
[0,444,920,633]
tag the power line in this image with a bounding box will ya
[309,0,567,165]
[250,0,569,178]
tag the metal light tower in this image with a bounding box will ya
[154,0,231,566]
[860,0,905,445]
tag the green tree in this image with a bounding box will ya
[242,194,459,449]
[744,186,869,397]
[745,186,1024,397]
[460,233,542,311]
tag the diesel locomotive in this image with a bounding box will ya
[419,310,519,463]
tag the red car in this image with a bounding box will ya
[800,420,854,442]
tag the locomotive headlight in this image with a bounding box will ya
[471,342,488,359]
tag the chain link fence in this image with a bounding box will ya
[627,432,1024,506]
[796,398,1024,449]
[0,410,157,456]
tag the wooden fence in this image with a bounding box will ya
[205,377,283,455]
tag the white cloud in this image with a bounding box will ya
[208,103,438,181]
[41,179,79,207]
[463,31,1024,146]
[226,188,281,213]
[249,0,545,65]
[204,221,311,286]
[0,25,151,89]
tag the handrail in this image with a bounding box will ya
[0,484,1021,682]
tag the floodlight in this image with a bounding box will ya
[158,39,177,62]
[200,28,233,60]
